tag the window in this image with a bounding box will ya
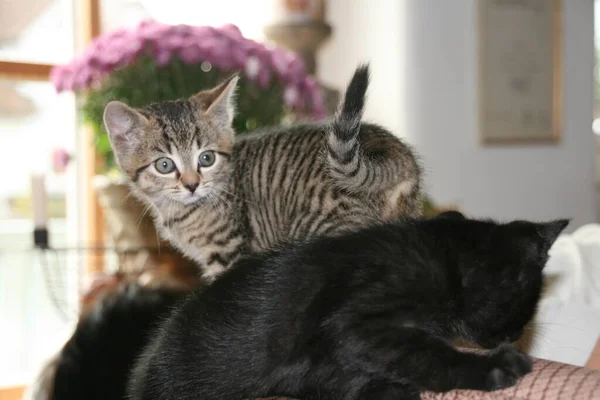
[0,0,75,64]
[0,0,79,389]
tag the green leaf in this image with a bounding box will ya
[80,56,309,173]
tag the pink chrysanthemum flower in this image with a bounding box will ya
[51,20,325,118]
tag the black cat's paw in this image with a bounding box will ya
[484,345,532,391]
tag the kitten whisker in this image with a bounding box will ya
[212,186,255,205]
[120,190,136,204]
[209,192,228,217]
[209,191,231,215]
[520,327,562,348]
[135,192,169,249]
[136,203,153,234]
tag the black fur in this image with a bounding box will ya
[51,284,187,400]
[129,215,568,400]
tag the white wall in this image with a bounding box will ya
[319,0,596,231]
[318,0,405,136]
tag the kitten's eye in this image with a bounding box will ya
[154,157,176,174]
[198,151,216,168]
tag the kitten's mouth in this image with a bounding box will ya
[180,193,202,205]
[178,188,213,205]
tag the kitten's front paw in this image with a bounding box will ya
[484,345,532,391]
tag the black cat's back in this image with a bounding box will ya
[129,220,455,399]
[129,255,309,399]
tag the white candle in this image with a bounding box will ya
[31,174,48,229]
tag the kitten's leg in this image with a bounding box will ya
[341,329,532,393]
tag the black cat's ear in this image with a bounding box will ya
[537,219,569,244]
[534,219,569,257]
[190,74,239,129]
[104,101,148,155]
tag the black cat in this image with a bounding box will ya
[51,284,187,400]
[129,213,568,400]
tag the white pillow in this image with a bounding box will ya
[529,223,600,366]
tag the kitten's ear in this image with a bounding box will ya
[190,74,239,129]
[103,101,148,154]
[536,219,569,246]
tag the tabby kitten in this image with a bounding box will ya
[103,65,422,282]
[128,213,568,400]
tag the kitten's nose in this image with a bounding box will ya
[184,182,199,193]
[181,172,200,193]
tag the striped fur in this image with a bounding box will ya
[328,65,417,194]
[104,65,423,282]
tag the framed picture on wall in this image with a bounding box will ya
[478,0,562,144]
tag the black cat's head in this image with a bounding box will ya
[454,218,569,349]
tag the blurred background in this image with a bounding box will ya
[0,0,598,397]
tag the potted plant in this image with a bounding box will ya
[51,20,326,272]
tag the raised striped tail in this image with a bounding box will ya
[330,64,369,144]
[327,64,422,206]
[327,64,370,192]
